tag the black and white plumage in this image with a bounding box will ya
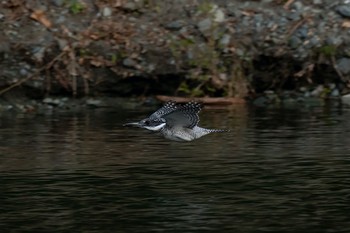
[123,101,228,141]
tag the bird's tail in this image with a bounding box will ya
[207,128,230,133]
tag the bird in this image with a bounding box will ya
[123,101,229,141]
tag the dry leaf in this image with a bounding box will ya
[30,9,52,28]
[342,20,350,28]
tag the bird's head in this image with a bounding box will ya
[123,118,166,131]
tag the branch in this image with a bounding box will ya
[0,51,66,96]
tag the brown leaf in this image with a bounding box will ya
[342,20,350,28]
[30,10,52,28]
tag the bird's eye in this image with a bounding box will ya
[144,120,150,125]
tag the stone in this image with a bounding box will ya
[51,0,64,7]
[342,93,350,106]
[123,2,137,11]
[219,34,231,47]
[336,5,350,18]
[313,0,322,4]
[102,7,112,17]
[198,18,212,32]
[164,20,184,30]
[86,99,103,107]
[336,57,350,74]
[213,8,225,23]
[289,36,302,49]
[326,36,343,46]
[292,1,304,11]
[122,58,137,68]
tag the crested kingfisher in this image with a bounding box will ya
[123,101,229,141]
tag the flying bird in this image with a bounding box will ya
[123,101,229,141]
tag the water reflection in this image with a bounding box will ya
[1,105,350,232]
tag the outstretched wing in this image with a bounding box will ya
[149,101,178,120]
[162,101,202,129]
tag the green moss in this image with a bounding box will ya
[318,45,337,57]
[67,0,85,14]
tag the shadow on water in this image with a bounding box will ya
[1,104,350,232]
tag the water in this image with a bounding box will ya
[1,104,350,232]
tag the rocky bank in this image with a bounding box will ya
[1,0,350,111]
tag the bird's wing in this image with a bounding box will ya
[149,101,178,120]
[162,101,202,129]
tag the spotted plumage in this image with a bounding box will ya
[123,101,229,142]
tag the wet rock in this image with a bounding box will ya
[86,98,104,107]
[341,93,350,105]
[310,85,324,97]
[43,98,61,106]
[253,96,268,107]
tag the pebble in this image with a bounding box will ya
[102,7,112,17]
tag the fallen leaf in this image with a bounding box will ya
[30,9,52,28]
[342,20,350,28]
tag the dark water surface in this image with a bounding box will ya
[1,104,350,233]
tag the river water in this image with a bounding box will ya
[1,103,350,232]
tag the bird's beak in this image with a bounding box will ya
[123,122,141,127]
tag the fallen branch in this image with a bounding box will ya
[0,51,66,96]
[156,95,245,105]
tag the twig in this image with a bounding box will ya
[0,51,66,96]
[287,18,307,37]
[283,0,295,10]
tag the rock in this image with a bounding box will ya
[291,1,304,11]
[51,0,64,7]
[341,93,350,105]
[336,57,350,74]
[287,12,301,21]
[310,85,324,97]
[253,96,268,106]
[213,7,225,23]
[122,58,137,68]
[219,34,231,47]
[86,98,103,107]
[336,5,350,18]
[197,18,212,32]
[289,36,302,49]
[102,7,112,17]
[164,20,184,30]
[326,36,343,46]
[43,98,61,106]
[123,2,137,11]
[313,0,322,4]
